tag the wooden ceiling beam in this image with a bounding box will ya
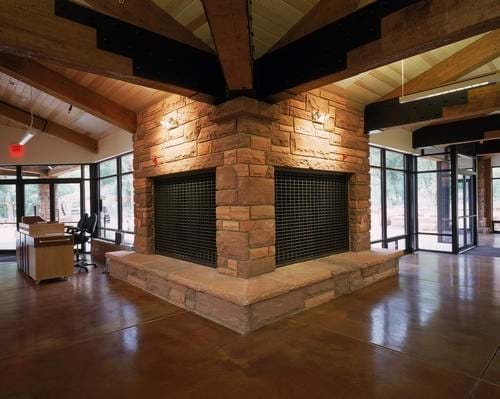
[0,54,137,133]
[0,0,224,102]
[0,100,98,153]
[474,138,500,155]
[72,0,212,53]
[379,29,500,101]
[202,0,253,92]
[259,0,500,102]
[365,84,500,132]
[443,84,500,120]
[413,114,500,148]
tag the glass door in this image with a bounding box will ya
[0,184,17,250]
[457,173,476,251]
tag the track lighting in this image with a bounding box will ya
[19,130,36,145]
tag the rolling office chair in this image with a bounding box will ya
[70,213,98,272]
[65,213,88,235]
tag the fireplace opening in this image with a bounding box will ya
[153,170,216,266]
[275,168,350,266]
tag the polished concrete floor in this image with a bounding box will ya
[0,239,499,398]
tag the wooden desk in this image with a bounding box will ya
[17,223,74,283]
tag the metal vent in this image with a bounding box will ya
[275,169,350,265]
[154,170,216,266]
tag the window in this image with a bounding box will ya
[492,166,500,232]
[0,165,17,180]
[97,153,134,244]
[99,176,118,237]
[22,165,82,179]
[54,183,81,225]
[415,152,453,252]
[369,147,409,251]
[121,173,134,232]
[0,183,16,250]
[370,168,382,242]
[24,184,51,221]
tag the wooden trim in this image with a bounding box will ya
[0,100,98,153]
[202,0,253,92]
[0,54,137,133]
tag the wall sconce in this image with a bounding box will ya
[311,110,329,124]
[160,116,179,130]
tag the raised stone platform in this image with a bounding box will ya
[106,249,403,334]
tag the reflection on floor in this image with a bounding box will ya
[479,233,500,248]
[0,241,499,398]
[463,233,500,257]
[0,254,16,262]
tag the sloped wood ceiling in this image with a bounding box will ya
[152,0,321,58]
[328,33,500,105]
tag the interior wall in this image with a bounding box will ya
[0,126,133,164]
[369,127,417,154]
[490,154,500,166]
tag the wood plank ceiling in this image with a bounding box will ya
[153,0,314,58]
[328,32,500,106]
[152,0,376,58]
[0,0,498,147]
[0,67,169,141]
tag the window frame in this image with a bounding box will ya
[96,152,134,243]
[0,164,91,253]
[369,146,412,252]
[491,166,500,233]
[413,150,453,253]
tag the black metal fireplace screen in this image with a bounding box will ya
[154,170,216,266]
[275,168,350,265]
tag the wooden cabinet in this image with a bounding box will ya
[17,223,74,283]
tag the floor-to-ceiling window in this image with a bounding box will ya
[0,164,90,251]
[97,153,134,246]
[492,166,500,232]
[456,154,477,251]
[0,166,17,250]
[0,159,134,253]
[370,146,477,254]
[369,146,410,251]
[415,151,453,252]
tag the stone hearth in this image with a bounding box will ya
[107,249,402,334]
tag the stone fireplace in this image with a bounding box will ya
[133,92,370,276]
[108,91,403,333]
